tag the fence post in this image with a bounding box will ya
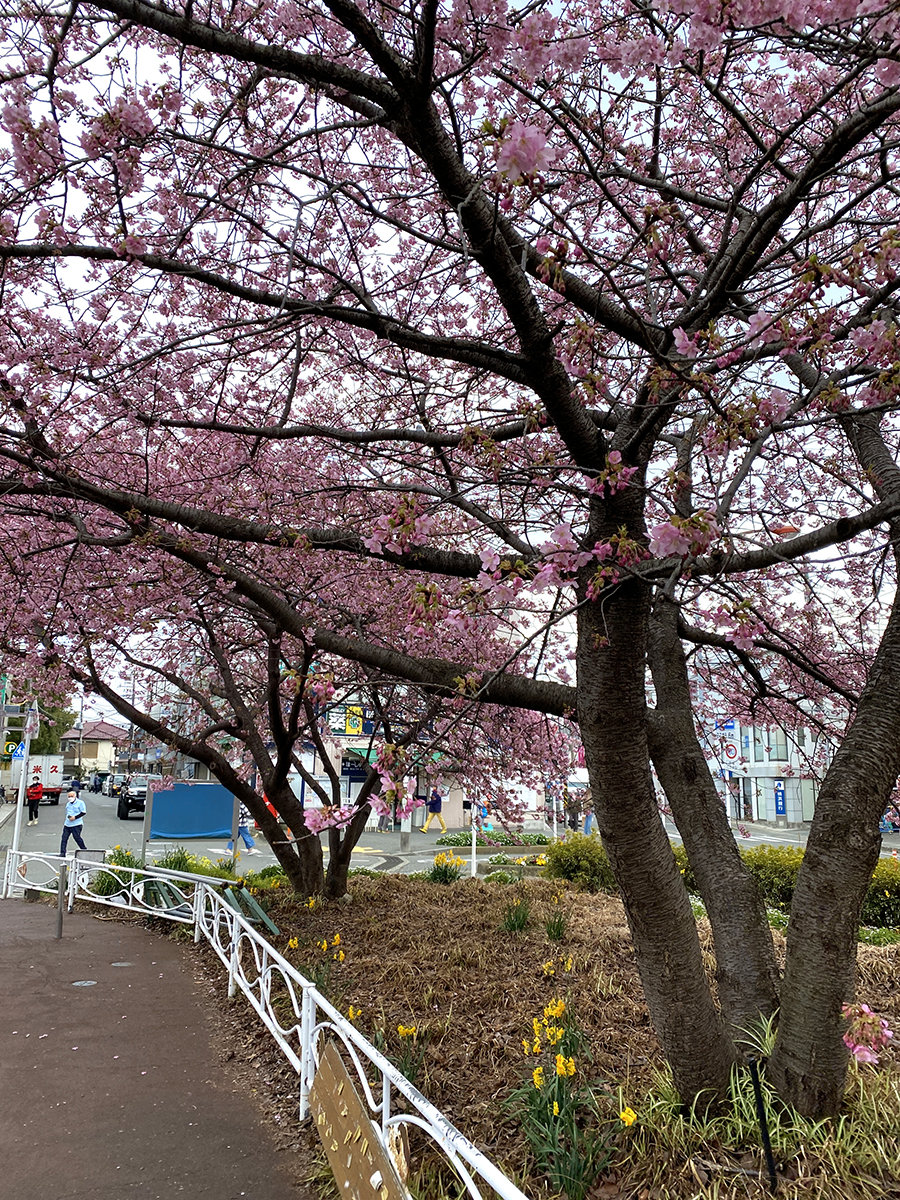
[299,986,315,1120]
[193,885,204,944]
[67,857,78,912]
[55,864,67,939]
[382,1073,391,1137]
[227,934,237,998]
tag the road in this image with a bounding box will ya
[0,792,457,876]
[2,796,898,880]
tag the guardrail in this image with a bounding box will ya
[3,849,530,1200]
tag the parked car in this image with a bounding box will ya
[102,773,127,797]
[117,773,163,819]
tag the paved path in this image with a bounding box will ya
[0,896,308,1199]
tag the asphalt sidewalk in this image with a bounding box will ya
[0,895,307,1199]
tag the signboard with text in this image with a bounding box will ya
[774,780,786,816]
[309,1041,406,1200]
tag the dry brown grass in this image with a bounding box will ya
[193,873,900,1200]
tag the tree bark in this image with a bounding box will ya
[647,597,781,1036]
[769,412,900,1115]
[769,587,900,1115]
[250,782,325,896]
[578,580,735,1105]
[324,805,371,899]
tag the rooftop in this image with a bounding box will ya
[59,719,129,742]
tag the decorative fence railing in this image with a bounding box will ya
[2,848,529,1200]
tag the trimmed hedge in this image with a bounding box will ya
[672,841,900,930]
[861,857,900,928]
[740,845,805,912]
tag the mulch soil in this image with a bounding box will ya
[175,874,899,1199]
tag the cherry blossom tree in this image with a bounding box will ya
[2,0,900,1116]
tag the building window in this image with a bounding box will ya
[769,728,788,760]
[753,731,765,762]
[742,777,753,821]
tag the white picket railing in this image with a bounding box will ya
[3,848,530,1200]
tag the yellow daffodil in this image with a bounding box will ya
[397,1024,417,1038]
[532,1066,544,1089]
[332,933,341,946]
[552,1101,559,1116]
[545,1025,564,1046]
[620,1107,637,1127]
[544,998,566,1020]
[348,1005,362,1021]
[542,960,556,977]
[555,1054,576,1077]
[287,936,298,950]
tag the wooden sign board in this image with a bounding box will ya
[309,1041,408,1200]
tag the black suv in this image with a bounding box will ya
[117,774,163,819]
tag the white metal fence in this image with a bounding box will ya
[2,848,529,1200]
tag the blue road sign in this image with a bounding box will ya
[11,741,24,759]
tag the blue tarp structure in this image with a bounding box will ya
[146,782,236,840]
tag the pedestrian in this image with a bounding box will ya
[60,789,87,856]
[420,787,447,834]
[0,783,6,803]
[582,788,594,835]
[26,780,43,825]
[376,800,393,832]
[462,797,473,826]
[71,777,82,795]
[226,804,260,854]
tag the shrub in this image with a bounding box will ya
[436,831,550,848]
[671,843,697,893]
[246,863,282,880]
[482,870,519,885]
[861,857,900,928]
[739,844,804,912]
[543,833,616,894]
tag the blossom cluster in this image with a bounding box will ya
[648,510,720,559]
[841,1002,893,1065]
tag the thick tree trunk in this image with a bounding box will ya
[324,804,371,899]
[648,597,781,1036]
[250,783,325,895]
[578,581,735,1105]
[769,596,900,1116]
